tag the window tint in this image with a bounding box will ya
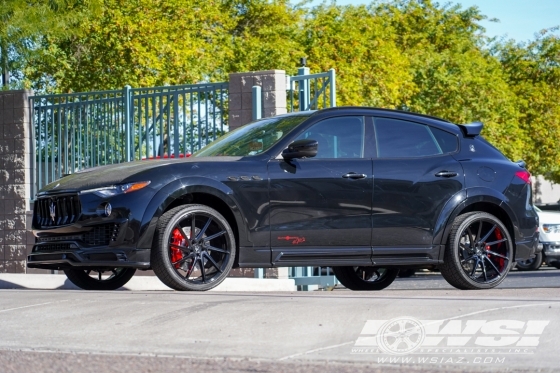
[374,118,441,158]
[430,127,458,154]
[296,116,364,159]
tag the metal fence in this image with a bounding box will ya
[29,69,338,291]
[30,82,228,195]
[288,67,336,112]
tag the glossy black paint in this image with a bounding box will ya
[28,107,539,272]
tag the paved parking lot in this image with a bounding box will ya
[1,268,559,373]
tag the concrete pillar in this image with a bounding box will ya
[0,90,34,273]
[228,70,287,130]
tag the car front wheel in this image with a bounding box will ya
[333,266,399,290]
[64,267,136,290]
[151,204,236,291]
[440,212,513,290]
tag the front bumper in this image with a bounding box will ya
[29,187,156,270]
[543,242,560,263]
[27,246,151,270]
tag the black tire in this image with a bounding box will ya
[151,204,236,291]
[440,212,513,290]
[64,267,136,290]
[516,251,543,271]
[333,266,399,291]
[398,269,416,278]
[550,262,560,269]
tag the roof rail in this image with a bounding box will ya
[315,106,452,123]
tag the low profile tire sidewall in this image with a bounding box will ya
[333,266,399,291]
[153,205,236,291]
[443,212,513,290]
[64,267,136,291]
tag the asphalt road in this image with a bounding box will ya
[1,268,559,373]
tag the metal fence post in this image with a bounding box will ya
[123,85,132,162]
[252,85,262,121]
[297,67,310,111]
[329,68,336,107]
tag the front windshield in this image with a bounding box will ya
[194,114,310,157]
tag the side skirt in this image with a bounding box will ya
[237,245,444,268]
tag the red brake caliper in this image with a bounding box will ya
[487,228,504,271]
[171,228,185,269]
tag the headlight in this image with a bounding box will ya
[542,224,560,234]
[80,181,151,197]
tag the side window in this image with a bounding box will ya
[430,127,458,154]
[374,118,442,158]
[296,116,365,159]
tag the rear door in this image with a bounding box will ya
[371,116,464,260]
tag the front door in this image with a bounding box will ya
[268,116,373,266]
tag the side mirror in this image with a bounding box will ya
[282,139,318,161]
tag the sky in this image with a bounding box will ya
[306,0,560,42]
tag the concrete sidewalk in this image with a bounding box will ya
[0,273,296,292]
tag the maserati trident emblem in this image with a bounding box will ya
[49,201,56,222]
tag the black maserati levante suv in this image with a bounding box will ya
[29,107,539,291]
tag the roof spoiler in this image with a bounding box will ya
[459,122,483,137]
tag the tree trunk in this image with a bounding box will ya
[0,40,9,88]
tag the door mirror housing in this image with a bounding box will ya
[282,139,318,160]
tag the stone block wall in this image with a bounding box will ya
[228,70,287,130]
[0,90,34,273]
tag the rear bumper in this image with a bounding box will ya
[515,233,539,260]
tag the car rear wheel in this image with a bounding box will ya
[398,269,416,278]
[151,204,236,291]
[441,212,513,290]
[333,266,399,290]
[64,267,136,290]
[516,251,543,271]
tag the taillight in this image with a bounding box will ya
[515,170,531,184]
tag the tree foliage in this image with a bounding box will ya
[17,0,560,181]
[0,0,99,89]
[496,32,560,182]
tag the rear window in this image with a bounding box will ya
[430,127,458,154]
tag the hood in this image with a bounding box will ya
[38,156,242,194]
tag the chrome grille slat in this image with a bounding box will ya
[34,195,81,228]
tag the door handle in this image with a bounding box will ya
[342,172,367,179]
[435,171,458,178]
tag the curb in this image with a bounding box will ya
[0,274,296,292]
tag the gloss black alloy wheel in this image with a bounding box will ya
[63,267,136,290]
[441,212,513,290]
[332,266,399,291]
[516,251,543,271]
[151,204,236,291]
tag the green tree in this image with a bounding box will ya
[496,32,560,182]
[26,0,236,92]
[0,0,99,89]
[26,0,305,92]
[300,3,415,108]
[224,0,306,74]
[371,0,524,161]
